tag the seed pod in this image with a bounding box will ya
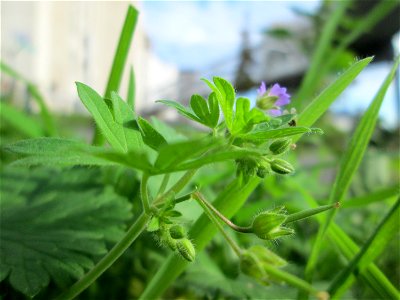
[158,228,177,250]
[176,238,196,262]
[270,159,294,175]
[256,95,279,110]
[169,225,186,239]
[269,139,292,155]
[252,212,286,240]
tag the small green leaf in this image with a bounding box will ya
[202,77,235,131]
[137,117,167,151]
[76,83,126,152]
[207,92,220,127]
[190,95,209,123]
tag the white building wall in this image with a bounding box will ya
[1,1,179,114]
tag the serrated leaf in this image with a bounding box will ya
[202,77,235,131]
[137,117,167,151]
[0,167,132,297]
[5,138,153,172]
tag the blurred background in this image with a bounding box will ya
[1,1,399,128]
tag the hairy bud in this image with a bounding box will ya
[251,210,294,240]
[169,225,186,239]
[177,238,196,262]
[269,139,292,155]
[270,159,294,175]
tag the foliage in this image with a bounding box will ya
[1,3,399,300]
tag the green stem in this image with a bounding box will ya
[56,213,150,300]
[193,192,252,233]
[141,173,151,214]
[284,203,340,224]
[157,173,170,196]
[192,192,242,257]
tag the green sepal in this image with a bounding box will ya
[147,217,160,232]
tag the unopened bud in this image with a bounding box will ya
[240,245,287,285]
[251,211,294,240]
[177,238,196,262]
[256,95,279,110]
[269,139,292,155]
[256,161,272,178]
[270,159,294,175]
[169,225,186,239]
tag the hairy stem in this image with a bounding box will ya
[193,192,243,256]
[193,192,252,233]
[141,173,151,214]
[56,213,150,300]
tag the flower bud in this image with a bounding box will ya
[270,159,294,175]
[158,228,177,250]
[176,238,196,262]
[240,245,287,285]
[236,158,258,178]
[169,225,186,239]
[269,139,292,155]
[256,161,272,178]
[256,95,279,110]
[251,211,294,240]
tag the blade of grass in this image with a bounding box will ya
[295,182,399,299]
[92,5,138,145]
[329,199,400,297]
[127,66,135,110]
[0,102,45,138]
[302,56,400,298]
[1,61,57,136]
[294,1,350,107]
[296,57,373,132]
[342,185,399,208]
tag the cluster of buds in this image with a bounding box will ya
[147,203,196,262]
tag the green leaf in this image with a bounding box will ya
[154,138,222,172]
[6,137,153,171]
[110,92,144,152]
[147,217,160,232]
[0,167,132,297]
[207,92,220,128]
[304,56,399,288]
[190,95,209,123]
[137,117,167,151]
[328,199,400,296]
[342,186,399,208]
[202,77,235,131]
[157,100,201,123]
[240,127,323,141]
[0,102,45,138]
[76,82,127,152]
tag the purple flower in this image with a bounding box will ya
[256,82,291,116]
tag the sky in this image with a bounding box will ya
[140,1,399,128]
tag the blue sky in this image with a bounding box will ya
[140,1,399,128]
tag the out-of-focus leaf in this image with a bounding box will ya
[240,127,323,141]
[157,100,201,123]
[137,117,167,151]
[127,66,135,110]
[0,167,132,297]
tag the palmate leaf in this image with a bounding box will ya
[0,167,133,297]
[240,127,323,141]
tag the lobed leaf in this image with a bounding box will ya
[137,117,167,151]
[0,167,133,297]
